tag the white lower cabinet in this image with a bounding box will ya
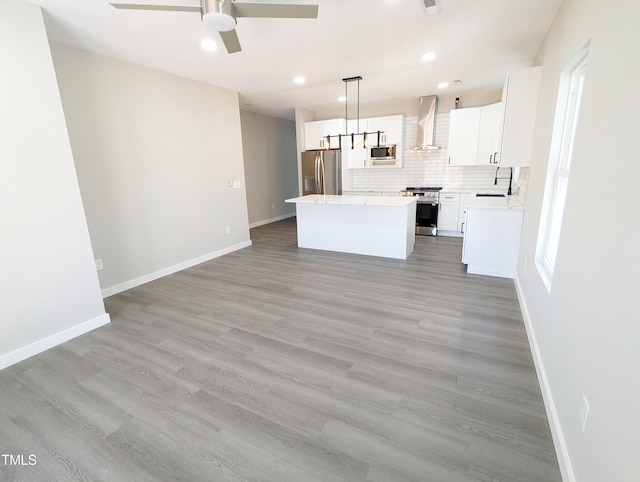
[437,193,460,232]
[462,206,524,278]
[458,193,471,233]
[437,192,470,236]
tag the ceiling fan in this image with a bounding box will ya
[109,0,319,54]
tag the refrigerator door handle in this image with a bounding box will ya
[336,154,342,194]
[319,155,326,194]
[315,153,322,194]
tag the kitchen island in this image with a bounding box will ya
[285,195,417,259]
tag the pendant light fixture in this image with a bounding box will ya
[323,76,385,150]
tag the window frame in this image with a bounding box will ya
[536,47,589,290]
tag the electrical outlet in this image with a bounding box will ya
[579,395,590,432]
[227,177,233,187]
[225,226,231,234]
[271,203,275,210]
[233,180,241,189]
[95,259,104,271]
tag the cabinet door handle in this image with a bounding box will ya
[489,154,493,164]
[461,222,465,233]
[493,152,499,164]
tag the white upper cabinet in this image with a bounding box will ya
[366,116,385,144]
[343,119,369,169]
[304,120,324,150]
[384,115,404,144]
[448,107,482,166]
[346,118,368,144]
[448,103,501,166]
[366,115,404,145]
[494,66,542,167]
[477,102,502,165]
[304,118,345,150]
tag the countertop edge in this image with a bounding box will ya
[285,195,417,207]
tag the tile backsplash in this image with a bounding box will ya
[349,113,523,195]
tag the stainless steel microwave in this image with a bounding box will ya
[370,145,397,160]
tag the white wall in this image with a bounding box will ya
[0,0,109,369]
[239,110,298,226]
[50,44,251,296]
[516,0,640,480]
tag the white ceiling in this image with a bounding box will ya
[31,0,563,119]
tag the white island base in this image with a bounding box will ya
[285,195,417,260]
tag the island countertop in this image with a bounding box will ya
[285,194,416,207]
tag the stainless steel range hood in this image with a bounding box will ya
[412,95,440,151]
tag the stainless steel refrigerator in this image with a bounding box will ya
[301,150,342,195]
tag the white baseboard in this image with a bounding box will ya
[249,212,295,229]
[515,276,575,482]
[101,240,253,298]
[0,313,111,370]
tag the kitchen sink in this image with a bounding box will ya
[476,193,505,197]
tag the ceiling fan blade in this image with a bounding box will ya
[109,3,201,12]
[421,0,442,15]
[232,3,318,19]
[219,29,242,53]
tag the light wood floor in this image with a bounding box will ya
[0,218,561,481]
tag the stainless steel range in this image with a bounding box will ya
[400,187,443,236]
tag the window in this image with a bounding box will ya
[536,47,589,290]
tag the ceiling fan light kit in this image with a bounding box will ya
[201,0,236,32]
[110,0,319,53]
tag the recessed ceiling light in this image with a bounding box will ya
[201,39,218,51]
[421,52,435,62]
[294,76,306,85]
[438,81,449,89]
[338,96,347,102]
